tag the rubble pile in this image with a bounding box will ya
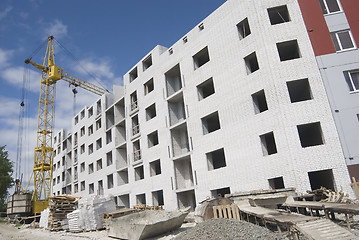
[173,218,289,240]
[308,187,350,203]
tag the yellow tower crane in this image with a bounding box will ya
[22,36,107,213]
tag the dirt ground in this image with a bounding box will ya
[0,221,195,240]
[0,222,111,240]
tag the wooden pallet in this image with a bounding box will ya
[213,204,240,220]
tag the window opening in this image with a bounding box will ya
[237,18,251,39]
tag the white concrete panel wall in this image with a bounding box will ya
[53,0,354,211]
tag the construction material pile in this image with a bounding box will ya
[47,194,80,231]
[173,218,289,240]
[308,187,350,203]
[67,195,116,232]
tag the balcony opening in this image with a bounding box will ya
[130,91,138,112]
[133,140,141,162]
[165,64,182,97]
[297,122,324,148]
[268,5,291,25]
[252,89,268,114]
[237,18,251,39]
[174,157,194,189]
[277,40,301,61]
[193,46,210,70]
[171,124,190,157]
[202,111,221,135]
[131,115,140,136]
[260,132,277,156]
[207,148,226,170]
[106,107,115,129]
[287,79,313,103]
[168,94,186,126]
[177,190,196,210]
[197,78,215,100]
[117,169,128,185]
[244,52,259,74]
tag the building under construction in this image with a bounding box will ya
[52,0,359,211]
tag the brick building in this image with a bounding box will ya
[52,0,359,210]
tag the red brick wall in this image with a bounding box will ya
[297,0,336,56]
[341,0,359,47]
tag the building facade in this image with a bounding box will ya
[52,0,358,210]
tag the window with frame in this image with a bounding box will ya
[331,30,355,52]
[345,71,359,92]
[318,0,341,14]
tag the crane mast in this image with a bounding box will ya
[24,36,107,213]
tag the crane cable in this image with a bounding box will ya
[53,38,109,92]
[15,64,31,184]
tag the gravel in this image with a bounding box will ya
[173,218,289,240]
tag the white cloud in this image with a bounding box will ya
[78,59,114,80]
[45,19,68,39]
[0,6,13,20]
[1,66,40,92]
[0,48,14,68]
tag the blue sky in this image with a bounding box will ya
[0,0,226,187]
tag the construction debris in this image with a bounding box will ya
[47,194,80,231]
[307,187,350,203]
[107,208,190,240]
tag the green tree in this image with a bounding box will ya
[0,145,14,212]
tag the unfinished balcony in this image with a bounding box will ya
[115,122,126,146]
[114,98,125,124]
[131,115,140,138]
[165,64,182,98]
[115,146,127,169]
[133,140,141,163]
[130,91,138,114]
[171,123,190,158]
[168,93,186,127]
[174,156,194,190]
